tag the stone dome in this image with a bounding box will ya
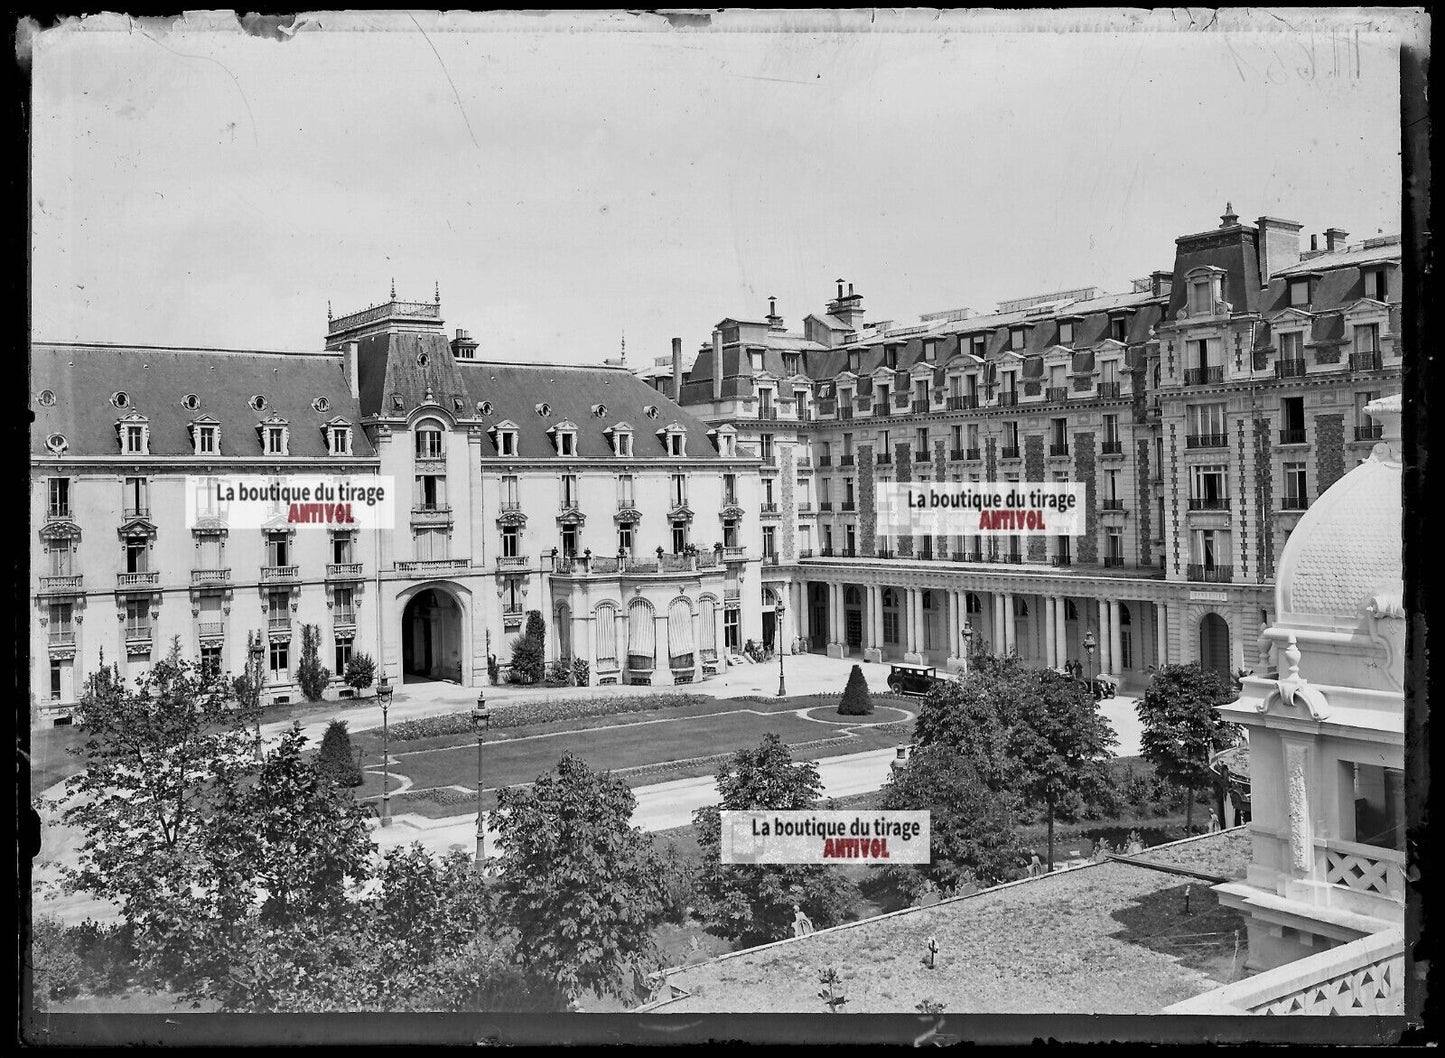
[1275,396,1403,628]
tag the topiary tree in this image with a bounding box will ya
[316,719,363,787]
[509,634,545,685]
[525,611,546,653]
[344,653,376,692]
[837,664,874,715]
[296,624,331,702]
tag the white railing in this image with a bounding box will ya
[39,575,83,593]
[260,565,299,582]
[326,562,364,579]
[1322,839,1405,900]
[396,558,470,575]
[117,572,159,588]
[1165,927,1403,1016]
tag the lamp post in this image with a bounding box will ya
[775,599,787,697]
[959,620,973,675]
[377,674,394,826]
[249,637,265,762]
[1083,630,1097,697]
[472,693,492,864]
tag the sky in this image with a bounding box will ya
[29,10,1410,370]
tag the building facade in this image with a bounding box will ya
[665,207,1403,686]
[31,296,765,721]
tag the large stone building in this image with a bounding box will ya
[30,294,763,721]
[663,206,1403,686]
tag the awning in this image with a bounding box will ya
[595,605,618,666]
[627,600,656,667]
[668,599,695,665]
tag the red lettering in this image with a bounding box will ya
[287,503,301,523]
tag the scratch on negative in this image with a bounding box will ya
[136,24,260,148]
[409,14,480,151]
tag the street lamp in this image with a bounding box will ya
[472,693,492,864]
[249,638,266,762]
[775,599,787,697]
[960,620,974,675]
[377,674,394,827]
[1083,630,1097,696]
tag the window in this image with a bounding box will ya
[416,474,446,510]
[1003,421,1019,448]
[125,598,150,638]
[334,638,353,676]
[614,430,633,457]
[670,473,687,508]
[123,424,146,454]
[125,539,148,573]
[1051,418,1067,446]
[617,474,634,508]
[49,601,73,639]
[722,519,738,548]
[667,432,686,456]
[617,524,634,554]
[970,335,987,358]
[724,607,741,652]
[264,426,287,455]
[561,524,578,556]
[1190,464,1228,503]
[758,389,773,415]
[328,425,351,456]
[123,477,148,517]
[1275,330,1304,361]
[561,474,579,508]
[1343,761,1405,851]
[1110,317,1128,343]
[197,424,218,454]
[1289,278,1310,308]
[557,430,576,456]
[1010,328,1026,350]
[267,591,290,629]
[1283,462,1308,507]
[671,520,688,553]
[1281,396,1306,439]
[1190,277,1213,314]
[723,473,737,505]
[1363,268,1388,303]
[763,477,775,505]
[1187,403,1227,437]
[759,434,775,461]
[498,430,517,456]
[819,478,831,504]
[1103,413,1120,444]
[269,640,290,679]
[416,427,444,459]
[332,532,355,564]
[50,542,74,576]
[48,478,69,518]
[266,531,290,567]
[915,427,928,453]
[502,475,520,509]
[197,534,222,569]
[333,586,355,624]
[501,525,520,558]
[886,347,898,370]
[762,526,776,558]
[1106,530,1124,561]
[1103,468,1122,504]
[966,423,979,450]
[914,379,929,404]
[1354,323,1380,354]
[1191,528,1231,568]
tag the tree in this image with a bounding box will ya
[296,623,331,702]
[316,719,363,787]
[525,610,546,652]
[912,654,1024,791]
[61,641,259,979]
[508,633,545,684]
[878,743,1028,897]
[492,753,667,1005]
[1001,668,1117,872]
[837,664,874,715]
[1136,663,1243,832]
[692,734,859,947]
[344,652,377,691]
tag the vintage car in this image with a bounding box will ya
[886,663,939,696]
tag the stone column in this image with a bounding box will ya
[992,592,1004,656]
[1002,593,1016,655]
[827,582,845,658]
[1055,596,1067,668]
[1156,602,1168,666]
[1096,598,1110,674]
[714,603,725,660]
[797,582,810,647]
[1044,596,1057,669]
[1109,599,1123,677]
[580,612,594,686]
[947,589,962,671]
[904,587,923,664]
[655,612,673,684]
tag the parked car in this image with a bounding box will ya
[886,663,939,696]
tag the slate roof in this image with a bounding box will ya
[1273,238,1401,276]
[31,342,376,459]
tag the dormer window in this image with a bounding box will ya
[886,346,898,369]
[1010,328,1026,350]
[195,423,218,455]
[605,423,633,457]
[1363,267,1388,302]
[416,424,444,459]
[117,413,150,455]
[1110,317,1128,343]
[264,425,288,455]
[328,424,352,456]
[658,423,688,457]
[548,421,579,457]
[1057,321,1074,346]
[1288,278,1310,308]
[489,420,519,457]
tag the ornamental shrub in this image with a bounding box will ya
[388,693,709,740]
[296,623,331,702]
[525,610,546,651]
[344,652,376,691]
[509,634,545,685]
[837,665,874,715]
[571,657,590,687]
[316,719,364,787]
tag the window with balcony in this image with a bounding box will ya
[561,473,579,508]
[416,426,444,459]
[332,532,355,564]
[266,531,290,567]
[914,427,929,461]
[1280,396,1306,444]
[1050,418,1068,455]
[1102,468,1123,508]
[1186,403,1227,447]
[671,520,688,553]
[1189,464,1229,509]
[48,478,69,519]
[722,518,738,549]
[670,473,687,508]
[414,526,449,561]
[49,543,74,577]
[758,389,774,417]
[1279,330,1304,361]
[502,475,521,510]
[561,524,578,557]
[123,477,149,518]
[1191,528,1231,570]
[762,526,776,558]
[196,534,223,570]
[1354,323,1381,356]
[1282,462,1309,510]
[617,524,634,554]
[416,473,447,511]
[1354,390,1383,441]
[269,640,290,680]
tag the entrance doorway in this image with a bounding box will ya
[402,587,463,683]
[1199,612,1231,679]
[807,583,829,653]
[845,586,863,653]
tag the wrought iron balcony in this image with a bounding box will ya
[1046,386,1069,402]
[1188,497,1231,511]
[818,501,833,511]
[1102,556,1126,568]
[1051,555,1073,567]
[914,449,931,463]
[1101,440,1124,455]
[1100,499,1127,511]
[123,506,151,520]
[912,399,931,413]
[1350,351,1384,372]
[1354,423,1384,441]
[1275,358,1307,379]
[1183,366,1224,386]
[817,455,832,466]
[841,501,856,512]
[1186,433,1228,449]
[1279,428,1308,445]
[760,503,778,514]
[1049,443,1070,457]
[876,452,892,465]
[950,448,966,460]
[839,454,854,466]
[873,404,892,417]
[997,391,1019,407]
[965,447,980,461]
[797,502,813,513]
[1187,563,1233,583]
[1280,494,1310,511]
[1097,381,1122,399]
[1000,446,1020,460]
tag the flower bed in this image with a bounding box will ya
[386,693,713,741]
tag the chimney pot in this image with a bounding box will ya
[1310,234,1318,251]
[837,279,845,300]
[848,282,854,296]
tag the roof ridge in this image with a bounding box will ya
[34,341,340,357]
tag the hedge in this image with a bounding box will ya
[386,692,712,741]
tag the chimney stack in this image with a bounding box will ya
[1256,216,1304,286]
[766,295,784,331]
[344,341,360,399]
[1325,227,1349,252]
[671,337,683,400]
[712,327,724,403]
[1310,234,1318,252]
[836,278,845,301]
[1150,270,1174,298]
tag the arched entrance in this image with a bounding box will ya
[1199,612,1231,678]
[402,587,464,683]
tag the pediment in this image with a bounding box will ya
[496,510,529,527]
[668,504,695,522]
[1268,307,1315,325]
[1340,298,1390,317]
[188,414,222,427]
[717,504,746,520]
[322,414,353,428]
[547,420,579,434]
[489,419,519,432]
[117,516,157,538]
[39,519,82,541]
[256,412,290,426]
[614,506,642,524]
[556,508,587,526]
